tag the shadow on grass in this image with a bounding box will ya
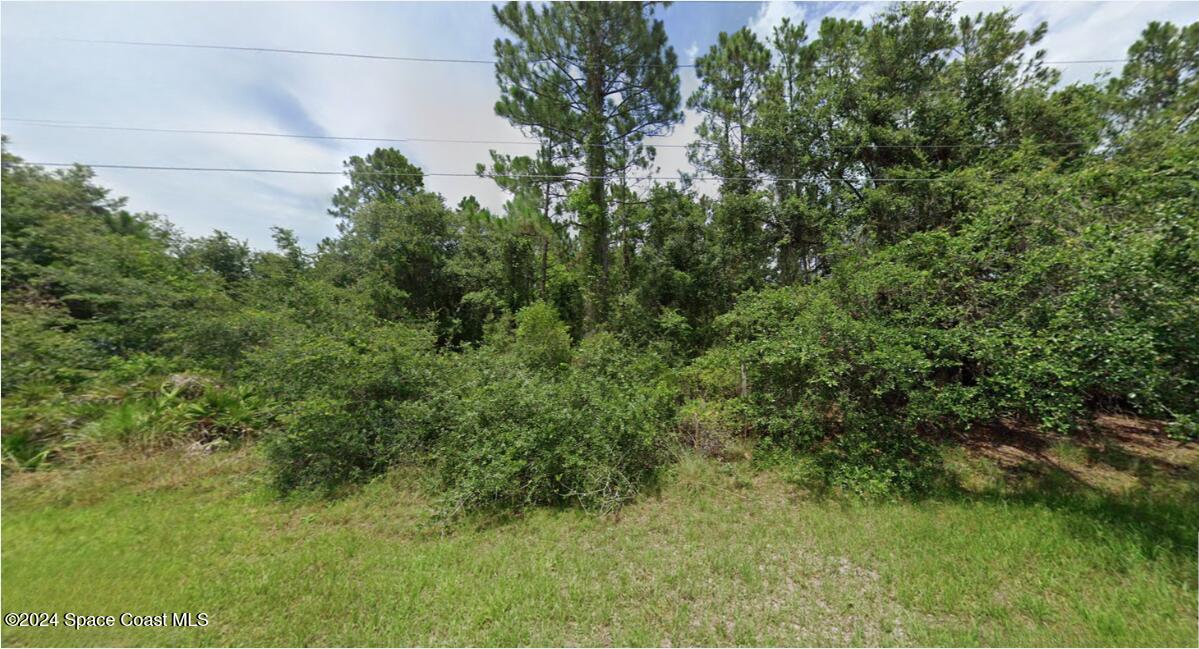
[935,432,1199,563]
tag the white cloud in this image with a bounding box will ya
[2,2,524,248]
[749,1,878,43]
[3,2,1195,249]
[748,0,807,42]
[1008,2,1199,85]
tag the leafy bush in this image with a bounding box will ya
[513,300,572,370]
[435,332,677,513]
[1166,414,1198,441]
[264,397,436,493]
[254,306,678,507]
[1,304,108,393]
[690,158,1197,494]
[248,319,442,492]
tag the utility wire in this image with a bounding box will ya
[5,160,1027,184]
[2,118,539,147]
[2,118,1090,151]
[42,37,690,68]
[37,37,1129,67]
[51,37,499,65]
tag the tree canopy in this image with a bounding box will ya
[492,0,682,325]
[2,6,1196,507]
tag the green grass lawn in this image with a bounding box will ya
[3,433,1197,647]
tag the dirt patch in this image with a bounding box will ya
[958,414,1198,494]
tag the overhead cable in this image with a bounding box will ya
[39,37,1130,67]
[4,160,1044,184]
[2,118,1090,151]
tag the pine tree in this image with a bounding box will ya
[492,1,682,326]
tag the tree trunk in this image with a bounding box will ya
[584,16,610,327]
[540,236,549,299]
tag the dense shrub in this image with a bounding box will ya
[248,318,442,493]
[513,301,572,370]
[264,397,437,493]
[435,332,678,513]
[256,306,678,508]
[1,304,107,393]
[689,155,1198,493]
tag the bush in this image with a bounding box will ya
[513,300,572,370]
[435,333,677,513]
[688,162,1197,494]
[248,320,441,492]
[254,307,677,509]
[1,304,107,394]
[815,419,943,498]
[263,397,435,493]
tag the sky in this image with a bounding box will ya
[3,1,1197,250]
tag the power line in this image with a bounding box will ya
[2,118,539,147]
[1045,58,1131,64]
[52,37,499,65]
[7,160,1006,184]
[2,118,1090,151]
[44,37,693,68]
[37,37,1129,67]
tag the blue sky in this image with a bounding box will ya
[3,1,1197,249]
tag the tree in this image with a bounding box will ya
[183,230,253,284]
[476,147,570,299]
[492,1,682,325]
[745,3,1071,268]
[687,27,771,194]
[1107,21,1199,137]
[270,226,308,271]
[477,145,571,226]
[328,148,425,222]
[332,195,458,327]
[319,150,464,336]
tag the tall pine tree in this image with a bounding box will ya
[492,1,681,326]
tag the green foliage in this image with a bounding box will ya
[1166,414,1198,441]
[2,147,225,360]
[264,397,434,494]
[1,304,107,393]
[435,333,677,513]
[692,144,1197,493]
[513,301,572,370]
[320,193,459,326]
[687,27,771,193]
[181,230,253,284]
[1106,21,1198,136]
[2,13,1196,513]
[248,318,442,493]
[492,1,683,325]
[179,385,270,441]
[328,147,425,221]
[1,355,269,470]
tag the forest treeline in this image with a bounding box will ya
[2,2,1196,507]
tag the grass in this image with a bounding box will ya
[2,431,1197,647]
